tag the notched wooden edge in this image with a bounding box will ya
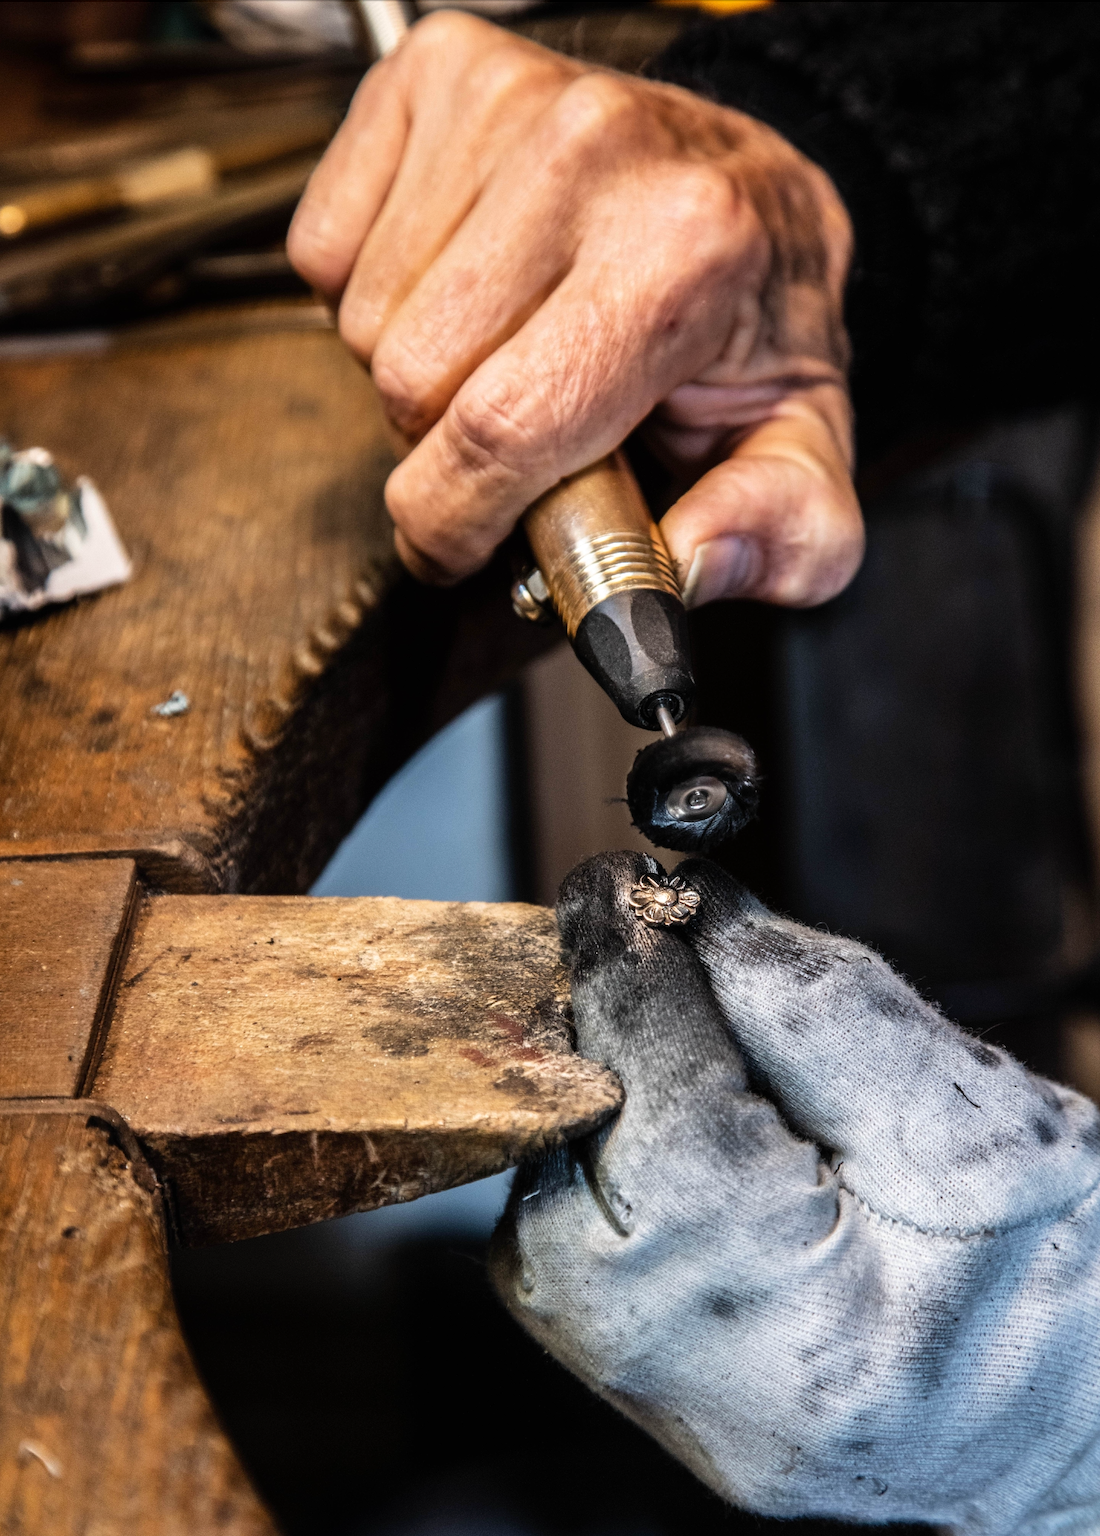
[235,562,393,758]
[0,1097,164,1212]
[0,842,219,893]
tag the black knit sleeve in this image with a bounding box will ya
[649,1,1100,461]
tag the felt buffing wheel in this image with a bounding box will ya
[627,726,759,853]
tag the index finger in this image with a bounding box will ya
[286,53,409,300]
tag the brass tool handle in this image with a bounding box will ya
[522,450,680,638]
[520,451,695,730]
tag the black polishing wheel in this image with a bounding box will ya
[626,726,759,853]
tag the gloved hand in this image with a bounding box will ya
[490,852,1100,1535]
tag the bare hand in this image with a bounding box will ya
[288,11,863,607]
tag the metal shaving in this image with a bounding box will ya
[150,690,190,718]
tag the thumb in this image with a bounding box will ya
[679,857,1100,1233]
[657,389,863,610]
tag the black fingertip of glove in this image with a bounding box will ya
[556,849,703,1039]
[556,850,664,959]
[556,850,752,1098]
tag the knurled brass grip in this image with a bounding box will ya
[522,451,680,638]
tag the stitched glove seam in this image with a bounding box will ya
[841,1167,1100,1240]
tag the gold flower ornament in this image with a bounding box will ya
[628,873,701,928]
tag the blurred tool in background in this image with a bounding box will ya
[0,1,364,328]
[0,102,339,241]
[0,1,659,331]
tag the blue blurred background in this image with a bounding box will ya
[312,694,514,906]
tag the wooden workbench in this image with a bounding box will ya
[0,308,621,1534]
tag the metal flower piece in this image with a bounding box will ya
[627,873,701,928]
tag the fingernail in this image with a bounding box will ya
[681,535,761,609]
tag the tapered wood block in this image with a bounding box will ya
[92,893,622,1244]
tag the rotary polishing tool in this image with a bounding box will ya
[359,0,759,855]
[510,451,759,855]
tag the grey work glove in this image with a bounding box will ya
[490,852,1100,1535]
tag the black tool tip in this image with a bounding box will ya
[573,589,694,729]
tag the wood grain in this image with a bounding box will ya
[0,320,556,895]
[92,893,622,1245]
[0,1101,276,1535]
[0,859,137,1099]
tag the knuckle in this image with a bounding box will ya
[672,163,740,231]
[636,166,756,297]
[370,338,436,438]
[405,7,483,58]
[447,380,539,475]
[406,17,560,132]
[385,476,489,579]
[552,72,643,148]
[466,42,543,108]
[405,8,520,94]
[658,165,744,263]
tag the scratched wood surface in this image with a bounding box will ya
[92,893,622,1244]
[0,320,555,895]
[0,1102,276,1535]
[0,859,137,1099]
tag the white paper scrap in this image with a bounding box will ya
[0,475,131,618]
